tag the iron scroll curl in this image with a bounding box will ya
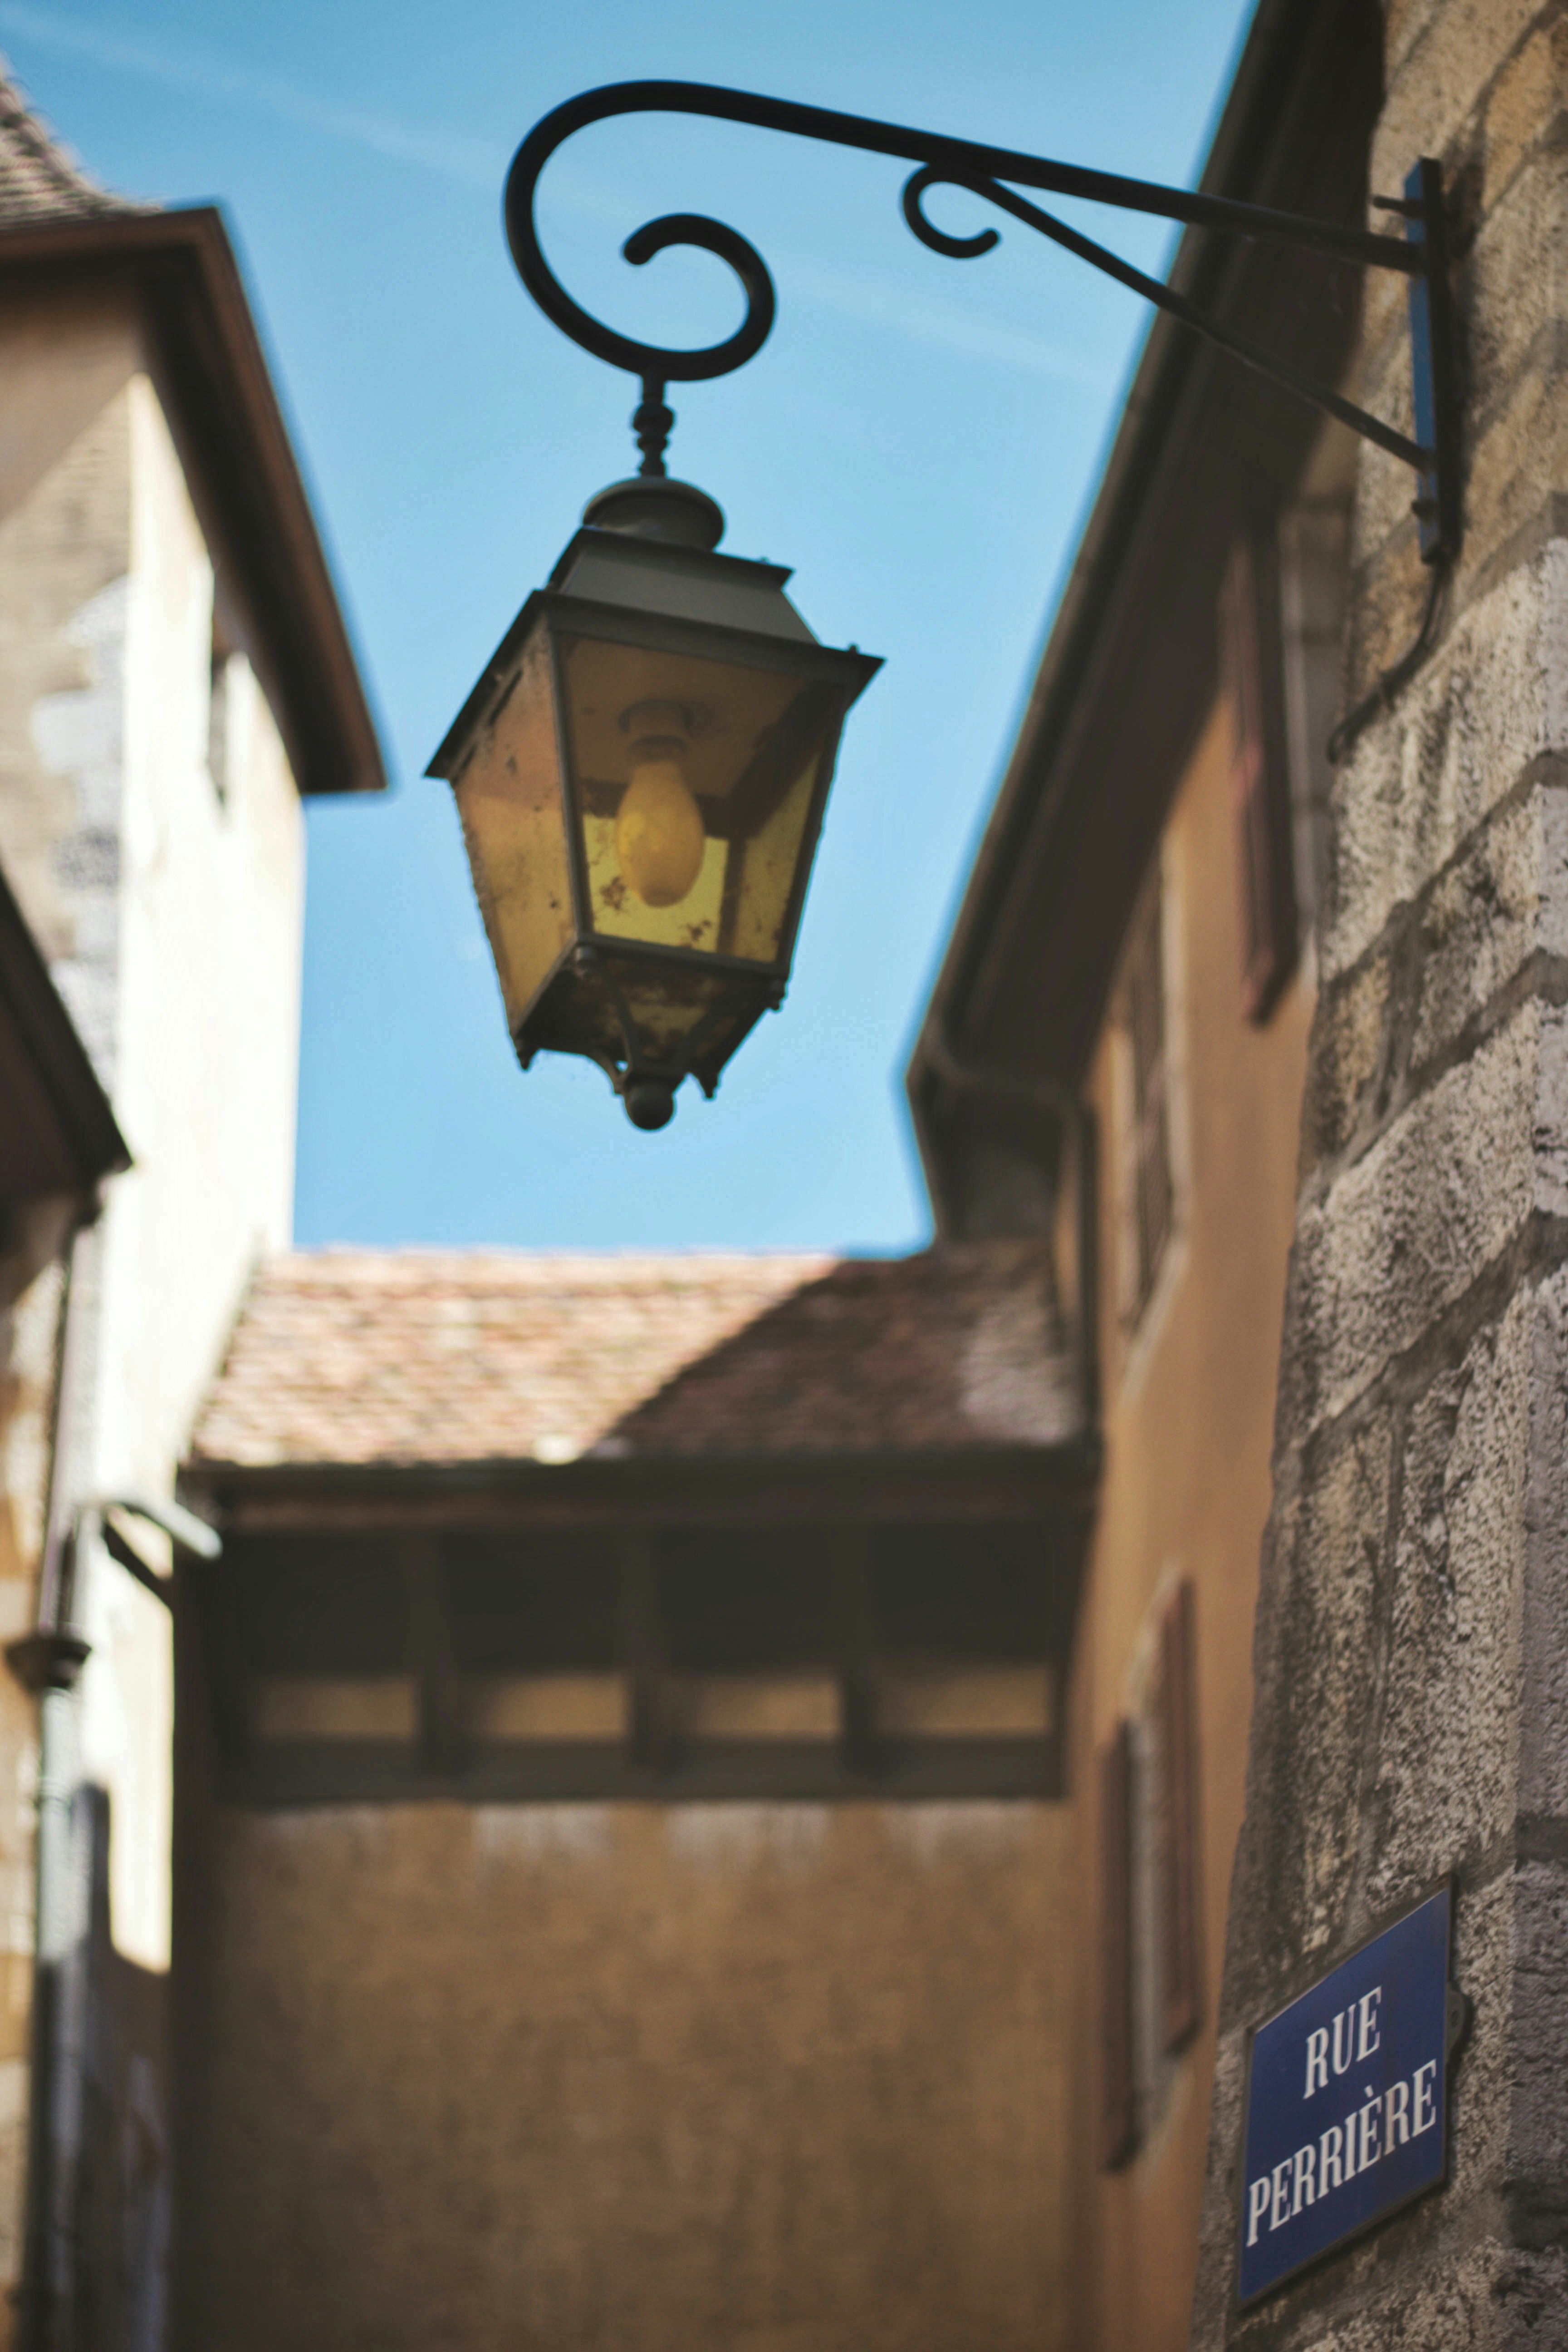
[505,95,782,390]
[503,78,1452,549]
[501,76,1421,386]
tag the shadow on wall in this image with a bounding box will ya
[25,1784,168,2352]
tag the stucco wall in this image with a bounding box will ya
[78,364,303,1974]
[1071,695,1315,2352]
[0,284,304,1984]
[0,275,309,2336]
[177,1796,1073,2352]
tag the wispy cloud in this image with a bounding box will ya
[0,8,1117,387]
[0,2,502,186]
[782,250,1117,386]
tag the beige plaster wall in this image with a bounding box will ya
[178,1797,1073,2352]
[0,284,305,1981]
[1069,695,1315,2352]
[0,278,309,2337]
[78,368,303,1974]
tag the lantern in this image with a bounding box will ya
[428,476,881,1128]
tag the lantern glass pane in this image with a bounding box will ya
[558,634,839,967]
[452,627,573,1033]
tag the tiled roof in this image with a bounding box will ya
[0,63,139,228]
[190,1245,1082,1472]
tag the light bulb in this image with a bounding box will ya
[614,738,706,908]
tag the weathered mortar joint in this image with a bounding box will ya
[1514,1816,1568,1865]
[1339,539,1445,710]
[1304,936,1568,1206]
[1281,1208,1568,1454]
[1454,494,1568,624]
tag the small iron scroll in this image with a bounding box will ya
[504,78,1458,558]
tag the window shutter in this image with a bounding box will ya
[1219,530,1297,1023]
[1157,1580,1201,2053]
[1125,872,1173,1317]
[1099,1720,1137,2169]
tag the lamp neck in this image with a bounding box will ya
[632,376,673,476]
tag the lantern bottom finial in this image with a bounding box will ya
[624,1077,677,1130]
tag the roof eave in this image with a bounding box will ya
[905,0,1365,1150]
[181,1438,1099,1524]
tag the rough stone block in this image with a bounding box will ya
[1383,0,1445,82]
[1484,18,1568,209]
[1299,946,1393,1176]
[1337,534,1436,710]
[1325,544,1568,980]
[1364,1298,1527,1913]
[1305,2239,1559,2351]
[1409,777,1568,1077]
[1509,1861,1568,2229]
[1444,1867,1516,2210]
[1458,375,1568,592]
[1463,155,1568,431]
[1187,2024,1247,2352]
[1231,1410,1393,1993]
[1519,1263,1568,1821]
[1377,0,1543,188]
[1284,1007,1562,1428]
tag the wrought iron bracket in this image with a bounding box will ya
[505,80,1462,564]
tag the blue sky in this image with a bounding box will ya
[1,0,1254,1251]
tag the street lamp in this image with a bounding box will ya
[432,80,1460,1129]
[429,467,878,1130]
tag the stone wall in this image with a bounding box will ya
[1191,3,1568,2344]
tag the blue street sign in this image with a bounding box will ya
[1237,1884,1461,2307]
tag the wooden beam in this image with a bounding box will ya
[618,1531,671,1780]
[193,1452,1096,1538]
[835,1529,880,1781]
[401,1535,466,1775]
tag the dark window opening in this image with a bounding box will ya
[1155,1579,1201,2053]
[1099,1721,1136,2170]
[1219,529,1297,1023]
[1097,1581,1202,2173]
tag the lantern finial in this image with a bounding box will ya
[578,473,724,550]
[632,375,673,477]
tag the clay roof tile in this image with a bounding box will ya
[191,1245,1083,1471]
[0,63,142,228]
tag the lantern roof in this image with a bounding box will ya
[427,522,832,786]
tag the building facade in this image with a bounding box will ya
[6,0,1567,2340]
[908,4,1373,2341]
[916,0,1568,2342]
[0,71,380,2351]
[174,1245,1090,2352]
